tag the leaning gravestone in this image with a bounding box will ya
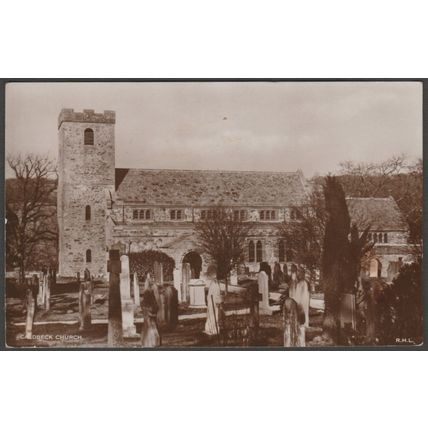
[119,255,137,337]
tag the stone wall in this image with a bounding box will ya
[58,110,115,277]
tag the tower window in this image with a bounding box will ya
[133,210,138,219]
[256,241,263,262]
[84,128,94,145]
[85,205,91,221]
[86,249,92,263]
[384,233,388,243]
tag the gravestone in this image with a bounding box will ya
[340,293,356,330]
[164,284,178,330]
[182,262,191,303]
[153,283,166,328]
[119,255,137,337]
[283,298,305,347]
[107,250,123,346]
[133,272,140,308]
[37,275,44,307]
[189,279,206,307]
[141,276,161,347]
[25,287,35,340]
[247,282,261,342]
[44,275,51,311]
[84,268,93,304]
[369,259,381,278]
[173,268,181,302]
[258,271,274,315]
[79,280,92,330]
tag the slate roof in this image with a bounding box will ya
[115,168,309,207]
[346,197,407,231]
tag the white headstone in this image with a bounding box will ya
[119,255,137,337]
[173,268,181,302]
[133,272,140,308]
[258,271,273,315]
[120,255,131,299]
[189,279,206,307]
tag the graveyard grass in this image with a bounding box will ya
[6,278,324,348]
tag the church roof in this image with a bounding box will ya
[346,197,407,231]
[115,168,309,207]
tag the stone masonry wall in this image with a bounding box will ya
[58,110,115,278]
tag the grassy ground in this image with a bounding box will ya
[5,279,324,349]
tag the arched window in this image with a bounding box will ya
[383,233,388,243]
[133,210,138,219]
[278,240,285,262]
[249,241,255,262]
[85,205,91,221]
[374,234,378,243]
[145,210,151,220]
[378,233,383,243]
[84,128,94,145]
[86,249,92,263]
[139,210,145,219]
[256,241,263,262]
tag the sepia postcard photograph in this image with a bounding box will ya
[2,80,424,349]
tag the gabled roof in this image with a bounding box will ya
[115,168,309,207]
[346,197,407,231]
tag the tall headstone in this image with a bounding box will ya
[37,275,44,307]
[258,271,273,315]
[173,268,181,302]
[133,272,140,308]
[107,250,123,346]
[25,287,35,340]
[164,284,178,330]
[339,293,356,330]
[182,262,191,303]
[44,275,51,311]
[119,255,137,337]
[79,280,92,330]
[141,275,161,347]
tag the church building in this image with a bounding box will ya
[57,109,412,293]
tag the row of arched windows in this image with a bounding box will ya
[368,232,388,243]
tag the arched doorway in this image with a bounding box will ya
[182,251,202,279]
[181,251,203,303]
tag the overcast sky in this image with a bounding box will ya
[5,81,422,178]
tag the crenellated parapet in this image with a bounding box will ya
[58,108,115,129]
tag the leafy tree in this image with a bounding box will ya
[194,206,252,291]
[338,155,422,243]
[6,154,57,283]
[386,259,423,345]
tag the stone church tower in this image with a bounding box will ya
[57,109,115,277]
